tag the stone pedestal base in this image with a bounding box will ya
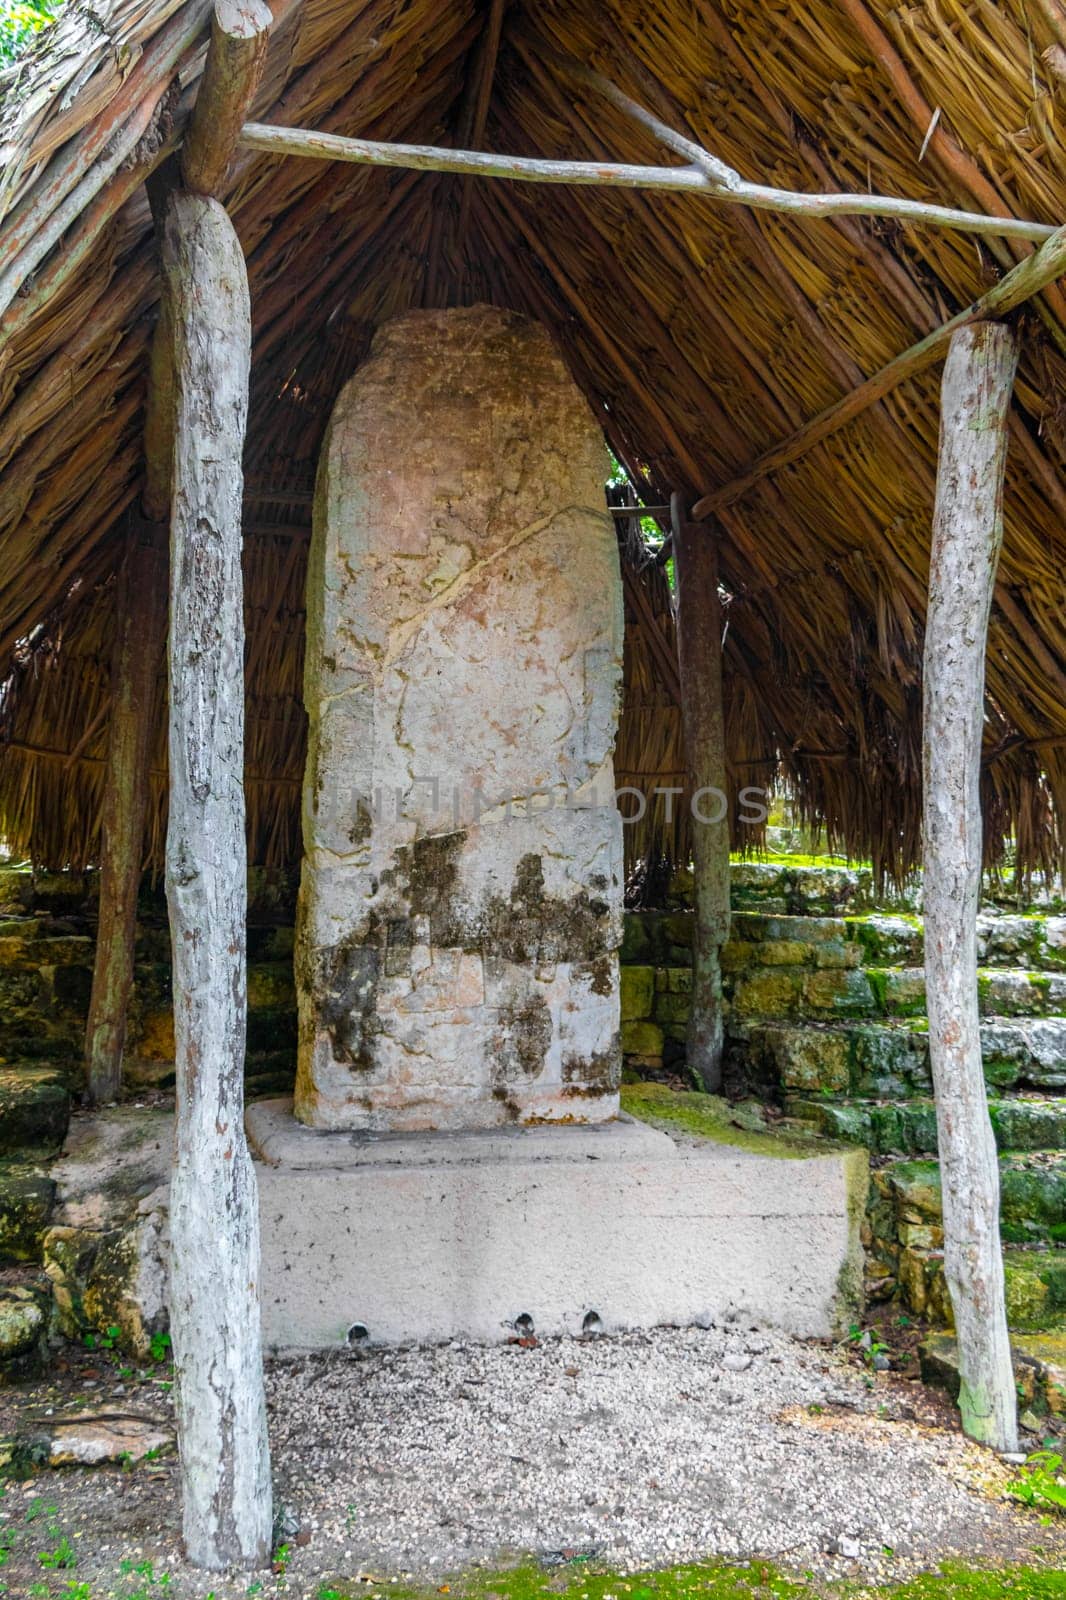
[248,1099,864,1348]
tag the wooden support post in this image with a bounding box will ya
[162,187,271,1569]
[182,0,272,198]
[924,321,1020,1454]
[84,518,166,1105]
[671,493,730,1092]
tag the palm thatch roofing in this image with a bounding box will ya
[0,0,1065,888]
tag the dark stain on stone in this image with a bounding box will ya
[562,1045,620,1091]
[482,854,613,965]
[491,1085,521,1122]
[315,940,382,1068]
[383,917,414,978]
[492,989,552,1084]
[380,843,612,965]
[348,799,374,848]
[382,831,467,936]
[584,957,614,997]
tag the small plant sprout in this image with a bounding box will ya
[1007,1450,1066,1513]
[38,1535,77,1569]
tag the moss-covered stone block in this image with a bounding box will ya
[801,968,876,1017]
[785,1098,870,1146]
[922,1329,1066,1417]
[0,1284,48,1382]
[770,1026,851,1093]
[621,1080,842,1159]
[884,1160,942,1225]
[661,912,694,951]
[729,862,790,910]
[620,965,655,1022]
[880,968,927,1017]
[246,963,296,1011]
[990,1097,1066,1152]
[0,1066,69,1155]
[849,1024,931,1097]
[730,969,803,1019]
[848,914,924,966]
[656,967,692,994]
[620,915,653,964]
[654,991,691,1026]
[43,1212,168,1359]
[1000,1155,1066,1240]
[980,970,1066,1017]
[620,1019,663,1058]
[786,864,873,916]
[130,1004,175,1062]
[0,1163,56,1262]
[978,1020,1030,1088]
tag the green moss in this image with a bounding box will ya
[323,1555,1066,1600]
[621,1082,834,1159]
[865,967,889,1012]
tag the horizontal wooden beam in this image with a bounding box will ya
[237,121,1057,241]
[691,223,1066,521]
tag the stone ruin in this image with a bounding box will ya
[294,305,625,1131]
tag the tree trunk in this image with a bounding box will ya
[924,320,1019,1454]
[84,517,166,1105]
[671,493,730,1092]
[162,187,272,1569]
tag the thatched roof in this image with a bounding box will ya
[0,0,1064,886]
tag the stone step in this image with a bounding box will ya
[741,1018,1066,1097]
[874,1153,1066,1248]
[0,1282,50,1382]
[728,964,1066,1023]
[623,908,1066,974]
[0,1160,56,1264]
[903,1246,1066,1332]
[787,1093,1066,1156]
[0,1064,71,1155]
[920,1329,1066,1426]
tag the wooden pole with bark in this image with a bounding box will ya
[924,320,1020,1454]
[671,492,730,1092]
[84,518,166,1104]
[162,185,272,1571]
[157,0,273,1568]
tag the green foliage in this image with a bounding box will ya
[148,1329,171,1363]
[83,1324,120,1353]
[0,0,58,66]
[1008,1449,1066,1513]
[37,1534,77,1568]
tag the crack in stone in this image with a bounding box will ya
[380,505,610,672]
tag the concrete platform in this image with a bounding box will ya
[248,1098,865,1349]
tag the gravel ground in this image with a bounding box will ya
[3,1322,1066,1598]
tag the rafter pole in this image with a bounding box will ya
[924,321,1019,1454]
[235,120,1056,241]
[691,225,1066,521]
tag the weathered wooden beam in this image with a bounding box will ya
[162,187,271,1570]
[235,119,1057,241]
[923,320,1020,1454]
[182,0,272,198]
[671,492,729,1092]
[691,225,1066,521]
[83,517,166,1106]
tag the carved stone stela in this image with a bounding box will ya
[295,306,624,1130]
